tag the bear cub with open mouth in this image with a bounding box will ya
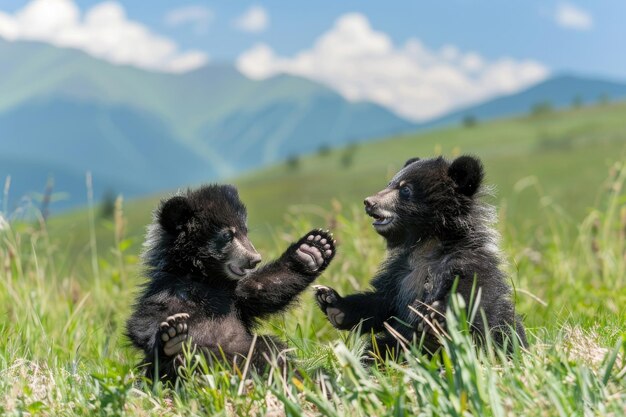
[315,155,526,357]
[127,184,335,381]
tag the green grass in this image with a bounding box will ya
[1,102,626,415]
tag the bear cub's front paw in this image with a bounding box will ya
[160,313,189,356]
[313,285,345,327]
[294,229,335,273]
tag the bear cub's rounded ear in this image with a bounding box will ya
[448,155,484,197]
[403,157,420,168]
[159,196,193,234]
[223,184,240,199]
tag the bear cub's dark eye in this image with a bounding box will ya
[399,185,412,199]
[221,230,234,242]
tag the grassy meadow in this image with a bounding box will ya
[1,102,626,415]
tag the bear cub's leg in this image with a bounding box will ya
[159,313,189,357]
[234,229,335,321]
[314,286,389,332]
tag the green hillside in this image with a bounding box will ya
[236,100,626,232]
[422,74,626,128]
[49,100,626,256]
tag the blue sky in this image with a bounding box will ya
[1,0,622,77]
[0,0,622,120]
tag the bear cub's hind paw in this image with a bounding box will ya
[160,313,189,356]
[415,300,446,335]
[295,229,335,272]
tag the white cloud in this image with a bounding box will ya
[164,5,213,35]
[0,0,209,73]
[233,6,268,33]
[555,3,593,31]
[236,13,548,121]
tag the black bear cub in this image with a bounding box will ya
[127,184,335,382]
[315,155,526,357]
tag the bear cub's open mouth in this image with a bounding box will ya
[367,210,395,226]
[227,263,248,277]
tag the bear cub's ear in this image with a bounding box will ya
[403,157,420,168]
[159,196,194,234]
[448,155,484,197]
[222,184,240,199]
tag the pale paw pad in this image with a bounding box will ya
[295,229,336,272]
[159,313,189,356]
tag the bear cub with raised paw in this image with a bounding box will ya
[126,184,335,382]
[315,155,527,358]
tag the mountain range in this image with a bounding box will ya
[1,39,626,212]
[0,39,414,211]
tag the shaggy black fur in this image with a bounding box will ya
[315,155,527,358]
[126,184,335,382]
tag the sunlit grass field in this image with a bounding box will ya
[1,102,625,415]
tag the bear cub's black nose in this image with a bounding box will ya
[247,253,262,269]
[364,197,376,209]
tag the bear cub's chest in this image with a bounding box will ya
[175,286,237,317]
[394,242,444,319]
